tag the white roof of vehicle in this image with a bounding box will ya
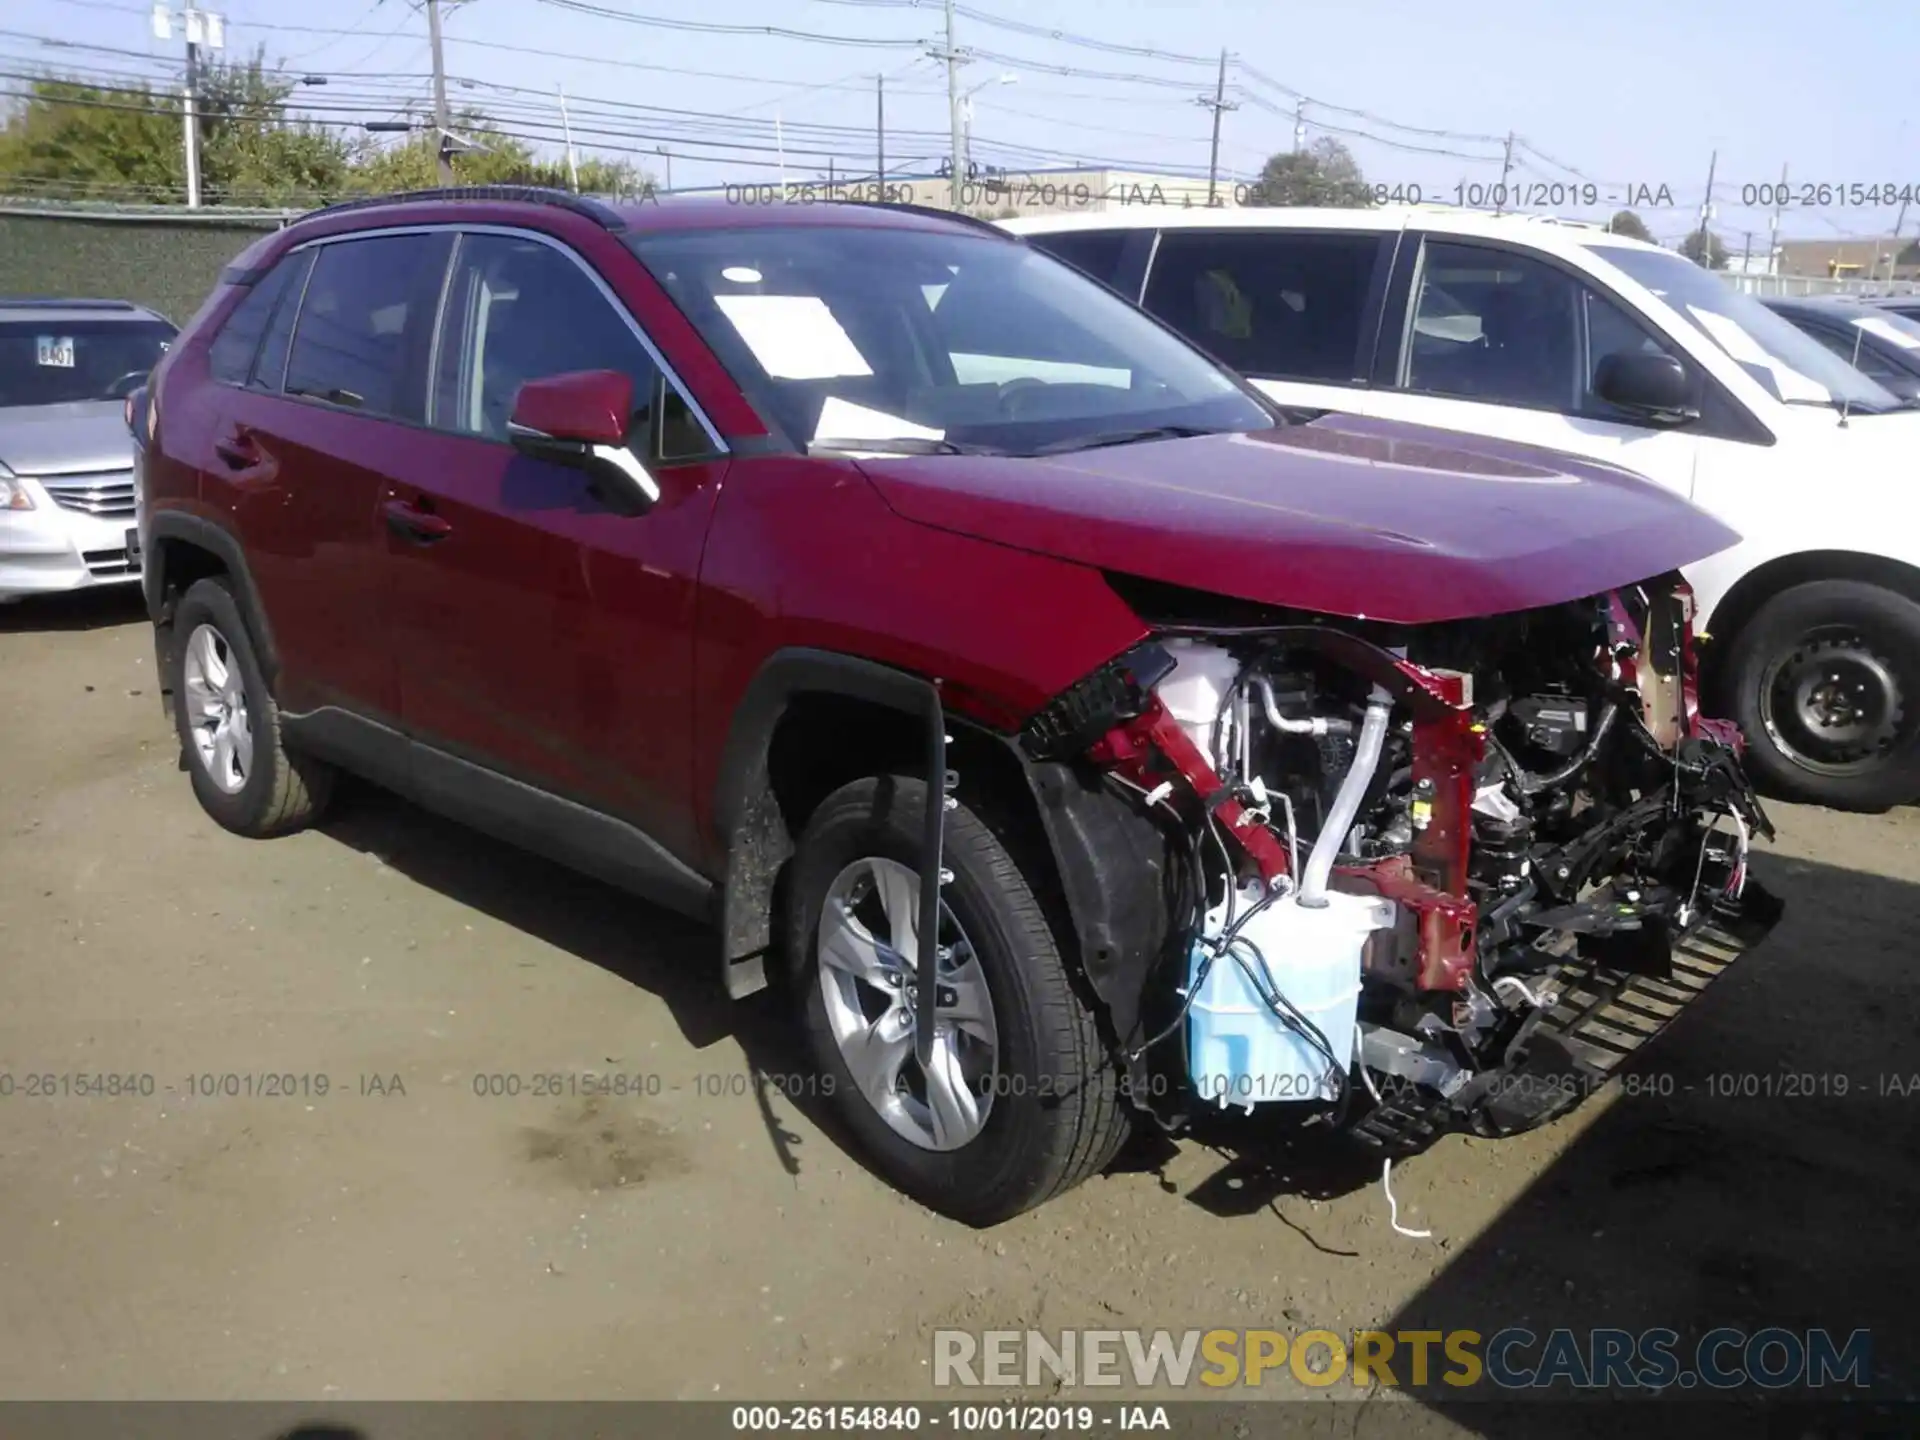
[1002,205,1671,264]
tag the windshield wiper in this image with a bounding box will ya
[806,435,1004,457]
[1026,424,1218,456]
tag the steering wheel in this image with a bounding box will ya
[995,377,1049,419]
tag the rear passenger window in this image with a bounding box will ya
[207,257,301,385]
[431,233,710,461]
[285,234,448,419]
[1029,230,1128,288]
[250,249,313,393]
[1142,230,1384,382]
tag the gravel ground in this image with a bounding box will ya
[2,586,1916,1428]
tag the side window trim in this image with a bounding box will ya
[270,223,726,458]
[249,248,315,394]
[1392,230,1773,445]
[422,229,465,426]
[450,223,727,459]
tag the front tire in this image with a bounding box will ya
[168,577,332,837]
[1722,579,1920,811]
[788,775,1128,1226]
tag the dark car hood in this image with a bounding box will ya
[856,414,1741,625]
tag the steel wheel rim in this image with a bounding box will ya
[182,622,253,795]
[1759,626,1908,778]
[816,856,999,1152]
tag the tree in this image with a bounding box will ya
[1246,137,1370,208]
[1679,227,1730,270]
[346,119,649,197]
[1606,210,1653,242]
[0,52,357,205]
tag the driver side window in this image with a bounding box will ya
[430,232,714,462]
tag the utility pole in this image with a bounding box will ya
[426,0,453,183]
[1196,49,1236,208]
[876,73,885,198]
[1768,163,1787,278]
[557,84,579,192]
[1693,149,1718,267]
[938,0,967,209]
[1493,131,1515,214]
[1292,101,1305,154]
[1887,195,1910,285]
[151,4,223,207]
[656,147,671,191]
[776,112,787,193]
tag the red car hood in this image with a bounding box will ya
[856,415,1741,625]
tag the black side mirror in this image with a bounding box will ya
[1594,351,1699,423]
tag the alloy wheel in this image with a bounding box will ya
[816,856,999,1152]
[182,622,253,795]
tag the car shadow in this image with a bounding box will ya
[313,778,869,1182]
[1365,847,1920,1425]
[0,584,146,632]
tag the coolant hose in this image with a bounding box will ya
[1298,686,1392,908]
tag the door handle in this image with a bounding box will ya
[381,497,453,544]
[213,429,261,470]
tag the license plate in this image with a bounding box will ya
[36,335,75,368]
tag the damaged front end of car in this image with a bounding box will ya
[1019,570,1784,1156]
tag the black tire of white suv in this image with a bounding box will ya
[1724,579,1920,812]
[168,577,333,837]
[788,775,1129,1226]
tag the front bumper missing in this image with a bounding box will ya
[1350,876,1785,1156]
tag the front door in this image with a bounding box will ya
[381,228,729,862]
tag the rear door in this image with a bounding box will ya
[1137,225,1396,413]
[206,229,451,720]
[383,226,729,862]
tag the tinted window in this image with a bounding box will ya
[431,233,690,452]
[1798,322,1903,381]
[630,227,1266,457]
[209,265,294,384]
[251,249,314,393]
[1142,230,1382,382]
[0,318,176,407]
[1027,229,1128,287]
[285,234,447,419]
[1404,242,1582,409]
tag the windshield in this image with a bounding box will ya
[1586,245,1905,412]
[627,226,1272,455]
[0,318,175,408]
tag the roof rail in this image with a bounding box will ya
[294,185,629,232]
[822,198,1019,239]
[0,296,142,310]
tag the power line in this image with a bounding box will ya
[532,0,926,48]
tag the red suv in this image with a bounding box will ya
[133,187,1779,1225]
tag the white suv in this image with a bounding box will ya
[1006,207,1920,810]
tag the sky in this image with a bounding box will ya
[5,0,1915,248]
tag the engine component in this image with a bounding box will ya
[1185,881,1394,1108]
[1510,693,1589,757]
[1154,639,1240,763]
[1299,686,1392,907]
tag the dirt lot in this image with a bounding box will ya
[2,586,1918,1424]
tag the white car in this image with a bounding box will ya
[1005,206,1920,810]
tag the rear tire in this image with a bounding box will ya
[168,577,332,837]
[788,775,1128,1226]
[1722,579,1920,811]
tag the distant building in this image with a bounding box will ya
[1776,236,1918,281]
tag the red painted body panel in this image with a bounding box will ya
[855,423,1741,625]
[510,369,632,443]
[688,454,1148,868]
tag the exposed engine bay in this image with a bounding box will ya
[1021,571,1784,1155]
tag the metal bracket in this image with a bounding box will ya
[914,681,948,1069]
